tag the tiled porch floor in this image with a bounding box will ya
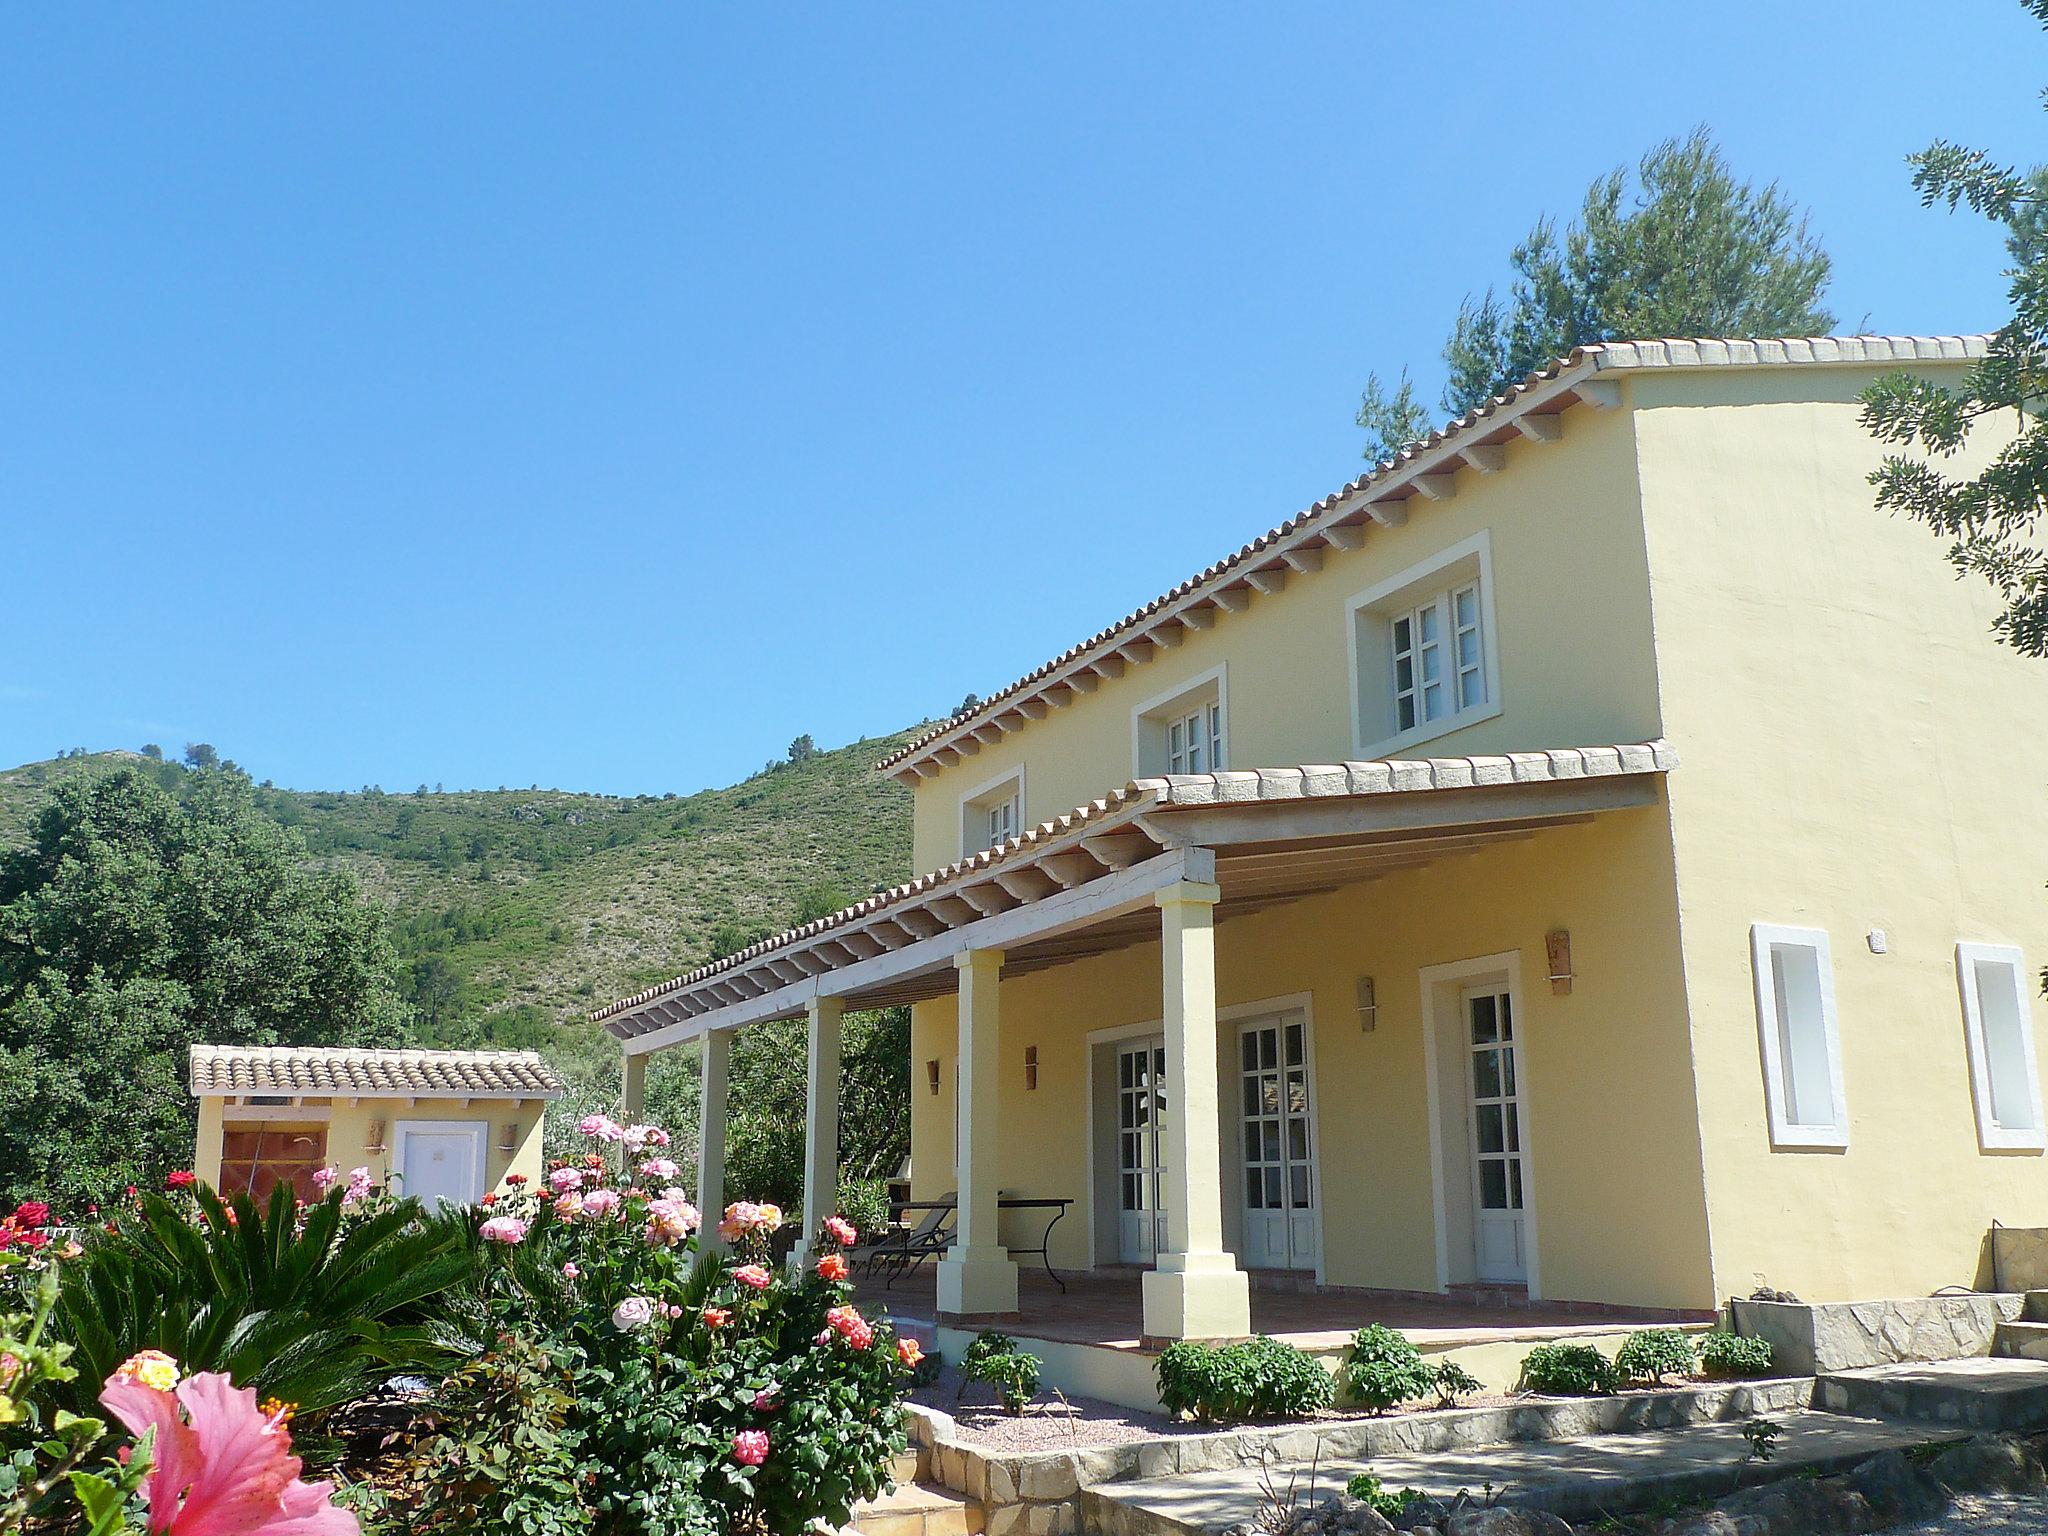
[855,1266,1666,1354]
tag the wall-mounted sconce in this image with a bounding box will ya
[1355,976,1377,1032]
[498,1123,519,1154]
[926,1059,941,1096]
[1546,929,1574,996]
[366,1119,387,1155]
[1024,1046,1038,1090]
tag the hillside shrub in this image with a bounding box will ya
[1337,1325,1437,1414]
[1156,1336,1334,1424]
[1697,1330,1776,1378]
[1613,1328,1698,1387]
[1518,1343,1617,1396]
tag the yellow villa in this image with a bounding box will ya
[189,1044,558,1204]
[596,334,2048,1393]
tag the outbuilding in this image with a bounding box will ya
[188,1043,559,1205]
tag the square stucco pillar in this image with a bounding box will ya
[697,1029,732,1251]
[1143,879,1251,1342]
[620,1051,647,1122]
[937,948,1019,1318]
[792,995,844,1269]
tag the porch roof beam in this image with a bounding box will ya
[620,845,1215,1056]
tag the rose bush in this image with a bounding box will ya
[390,1115,912,1536]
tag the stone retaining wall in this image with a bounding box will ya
[1731,1295,2023,1374]
[908,1378,1812,1536]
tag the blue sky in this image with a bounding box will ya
[5,4,2041,795]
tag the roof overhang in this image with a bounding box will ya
[879,334,1987,784]
[598,741,1675,1054]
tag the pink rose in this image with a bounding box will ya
[732,1263,772,1290]
[640,1158,681,1179]
[753,1384,782,1412]
[479,1215,528,1245]
[581,1189,622,1219]
[562,1263,580,1280]
[825,1215,858,1247]
[549,1167,585,1193]
[731,1429,769,1467]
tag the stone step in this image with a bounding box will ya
[1997,1320,2048,1361]
[1816,1357,2048,1433]
[890,1448,930,1485]
[853,1481,986,1536]
[1081,1410,1947,1536]
[2022,1290,2048,1323]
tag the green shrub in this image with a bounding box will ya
[1431,1360,1483,1408]
[1156,1336,1334,1424]
[1613,1329,1698,1387]
[388,1332,589,1535]
[1337,1324,1437,1414]
[1518,1343,1617,1396]
[972,1352,1040,1416]
[1346,1472,1422,1520]
[1697,1331,1776,1378]
[959,1332,1039,1415]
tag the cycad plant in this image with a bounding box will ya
[53,1182,479,1423]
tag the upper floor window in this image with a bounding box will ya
[1132,667,1227,779]
[1349,532,1501,756]
[1957,942,2045,1151]
[959,768,1024,857]
[1391,581,1486,733]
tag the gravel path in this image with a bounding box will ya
[1886,1490,2048,1534]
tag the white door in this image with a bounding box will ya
[396,1122,486,1209]
[1464,987,1527,1283]
[1238,1012,1318,1271]
[1116,1037,1168,1263]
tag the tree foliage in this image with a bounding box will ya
[0,767,410,1202]
[1359,128,1834,462]
[1862,4,2048,657]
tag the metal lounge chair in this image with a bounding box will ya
[868,1196,955,1286]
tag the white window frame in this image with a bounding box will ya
[957,766,1025,860]
[1957,942,2047,1152]
[1749,924,1850,1150]
[1346,531,1502,758]
[1130,665,1229,779]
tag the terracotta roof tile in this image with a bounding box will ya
[188,1045,563,1099]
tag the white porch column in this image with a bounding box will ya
[1142,879,1251,1341]
[937,948,1019,1317]
[792,995,844,1269]
[620,1051,647,1122]
[697,1028,732,1251]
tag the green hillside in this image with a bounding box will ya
[0,732,918,1071]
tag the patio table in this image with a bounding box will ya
[896,1195,1073,1292]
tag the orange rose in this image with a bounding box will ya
[816,1253,850,1282]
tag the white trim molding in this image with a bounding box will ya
[1957,941,2047,1153]
[1129,664,1230,780]
[1346,530,1503,759]
[1749,924,1850,1151]
[956,765,1026,862]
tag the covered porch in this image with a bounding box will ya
[595,741,1677,1345]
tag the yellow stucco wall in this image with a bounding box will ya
[192,1095,549,1198]
[1633,363,2048,1304]
[908,398,1664,871]
[912,797,1716,1311]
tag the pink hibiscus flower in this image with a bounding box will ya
[101,1360,359,1534]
